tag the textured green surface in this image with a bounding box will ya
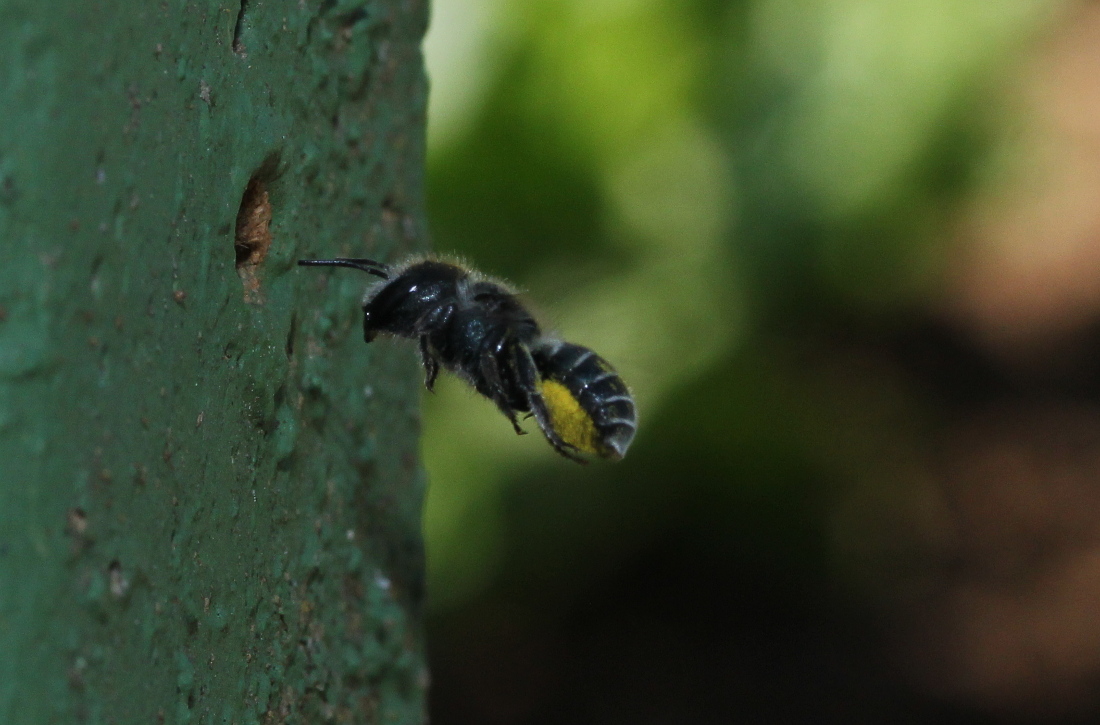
[0,1,429,722]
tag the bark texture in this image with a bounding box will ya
[0,1,430,722]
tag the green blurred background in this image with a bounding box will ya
[419,0,1100,721]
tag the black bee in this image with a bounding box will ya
[298,256,636,461]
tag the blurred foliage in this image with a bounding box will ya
[419,0,1078,721]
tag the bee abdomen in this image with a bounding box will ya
[532,341,637,459]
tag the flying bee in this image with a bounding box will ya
[297,256,636,461]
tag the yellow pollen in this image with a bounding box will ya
[538,379,601,455]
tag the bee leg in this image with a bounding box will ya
[494,337,530,434]
[412,303,453,391]
[513,345,586,464]
[414,303,454,336]
[482,361,526,435]
[479,336,526,435]
[418,336,439,392]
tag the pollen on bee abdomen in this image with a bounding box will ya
[538,379,601,455]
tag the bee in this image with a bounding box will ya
[298,256,636,462]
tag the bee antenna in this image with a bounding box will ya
[297,258,391,280]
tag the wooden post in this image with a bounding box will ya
[0,1,430,721]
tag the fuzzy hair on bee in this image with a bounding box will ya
[297,255,636,462]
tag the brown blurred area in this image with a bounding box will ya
[879,4,1100,716]
[951,3,1100,350]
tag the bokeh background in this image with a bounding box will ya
[418,1,1100,721]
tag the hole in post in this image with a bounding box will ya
[235,171,273,304]
[285,313,297,358]
[232,0,250,55]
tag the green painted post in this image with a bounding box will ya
[0,1,430,722]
